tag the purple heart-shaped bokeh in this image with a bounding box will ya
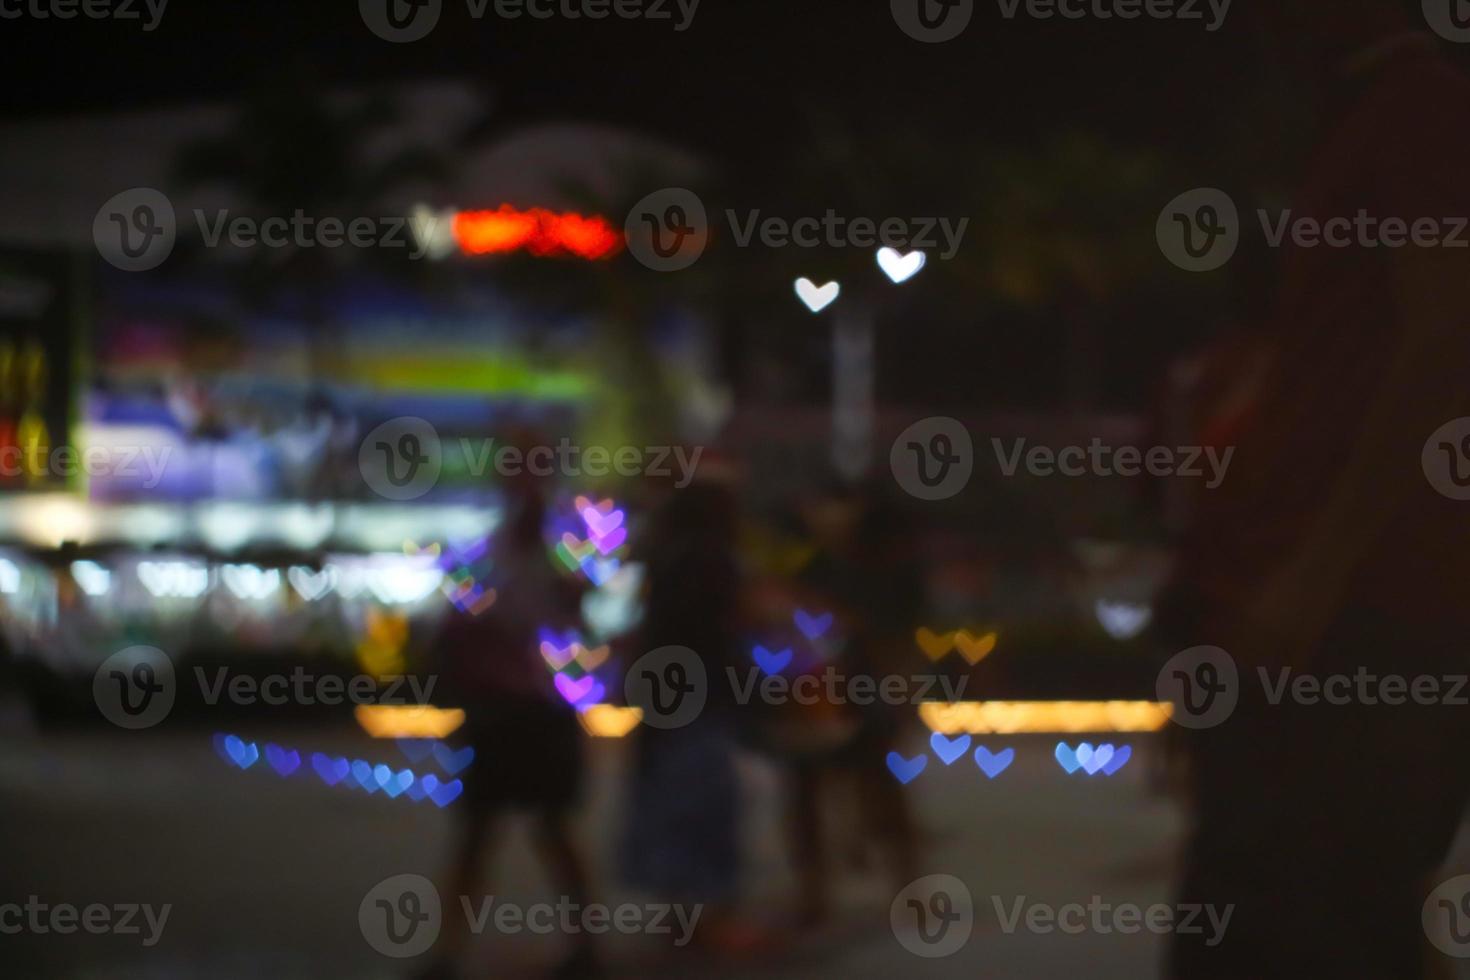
[375,764,414,799]
[1055,742,1081,774]
[974,746,1014,778]
[794,609,834,640]
[752,645,793,676]
[312,752,349,786]
[886,751,928,785]
[432,743,475,775]
[554,672,597,705]
[265,744,300,777]
[929,732,972,766]
[581,506,625,539]
[1101,744,1132,776]
[423,774,463,807]
[224,735,258,770]
[581,557,620,586]
[352,759,377,793]
[590,526,627,555]
[396,738,435,763]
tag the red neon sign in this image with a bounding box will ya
[452,206,623,260]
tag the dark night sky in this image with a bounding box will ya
[1,0,1246,159]
[7,2,1450,412]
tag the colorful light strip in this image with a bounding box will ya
[354,704,467,739]
[577,704,643,738]
[919,700,1173,735]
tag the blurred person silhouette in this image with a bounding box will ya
[1160,3,1470,976]
[781,482,923,926]
[424,479,599,980]
[619,477,763,954]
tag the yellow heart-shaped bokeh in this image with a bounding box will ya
[954,630,998,665]
[915,627,957,661]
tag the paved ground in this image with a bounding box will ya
[4,703,1467,979]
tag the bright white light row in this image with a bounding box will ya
[0,497,498,552]
[33,558,445,605]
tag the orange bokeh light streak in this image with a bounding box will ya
[452,206,622,260]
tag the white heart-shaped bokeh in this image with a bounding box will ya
[288,565,339,602]
[222,564,280,601]
[1094,599,1152,640]
[876,247,926,284]
[137,560,210,599]
[794,277,840,313]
